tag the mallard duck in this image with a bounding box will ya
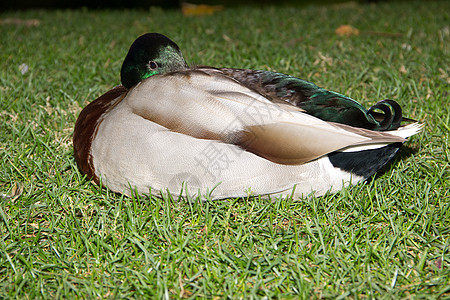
[73,33,422,200]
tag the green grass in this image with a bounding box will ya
[1,1,449,298]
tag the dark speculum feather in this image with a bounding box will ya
[220,68,403,131]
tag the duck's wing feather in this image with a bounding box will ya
[127,69,405,165]
[218,68,403,131]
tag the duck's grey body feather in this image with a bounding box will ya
[87,68,419,199]
[73,33,422,200]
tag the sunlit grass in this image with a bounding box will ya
[1,1,449,298]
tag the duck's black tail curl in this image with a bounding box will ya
[368,99,403,131]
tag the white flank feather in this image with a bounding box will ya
[386,122,424,139]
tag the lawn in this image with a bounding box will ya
[0,1,449,298]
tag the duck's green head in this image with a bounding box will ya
[120,33,188,89]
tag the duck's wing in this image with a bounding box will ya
[126,69,408,165]
[219,68,404,131]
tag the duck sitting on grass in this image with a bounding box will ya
[73,33,422,200]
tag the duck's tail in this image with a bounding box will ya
[367,99,403,131]
[328,122,423,178]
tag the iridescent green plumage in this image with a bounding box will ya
[120,33,188,89]
[219,68,402,131]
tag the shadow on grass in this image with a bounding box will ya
[372,144,419,180]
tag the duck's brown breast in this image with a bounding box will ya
[73,85,127,183]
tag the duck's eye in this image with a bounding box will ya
[148,61,158,70]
